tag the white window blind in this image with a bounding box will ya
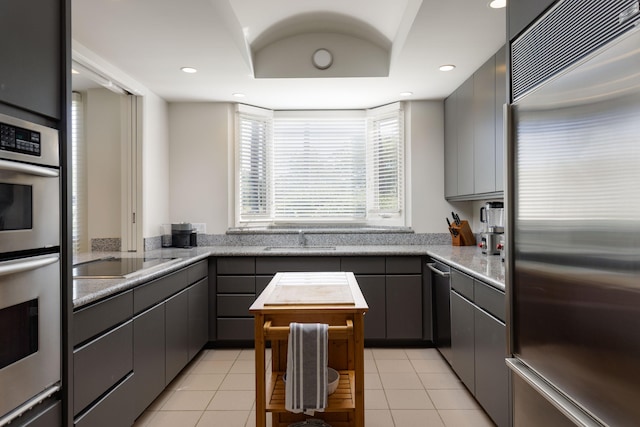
[237,107,272,221]
[272,114,366,221]
[368,104,404,216]
[71,92,87,253]
[235,104,404,226]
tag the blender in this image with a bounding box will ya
[479,201,504,255]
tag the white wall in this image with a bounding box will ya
[167,103,232,234]
[142,92,170,239]
[85,88,122,240]
[407,101,473,233]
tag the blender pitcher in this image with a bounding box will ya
[480,201,504,233]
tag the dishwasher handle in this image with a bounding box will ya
[427,262,450,278]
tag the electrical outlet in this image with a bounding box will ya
[192,223,206,234]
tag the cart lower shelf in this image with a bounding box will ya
[266,370,355,412]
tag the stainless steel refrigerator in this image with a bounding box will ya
[506,1,640,426]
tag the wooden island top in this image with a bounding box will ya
[250,271,368,427]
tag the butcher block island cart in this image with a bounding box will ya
[250,272,369,427]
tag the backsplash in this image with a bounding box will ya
[144,232,451,251]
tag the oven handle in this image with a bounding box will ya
[0,159,59,177]
[0,253,59,277]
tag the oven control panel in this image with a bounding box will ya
[0,122,41,156]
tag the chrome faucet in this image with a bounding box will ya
[298,230,306,246]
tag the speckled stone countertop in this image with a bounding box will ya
[73,245,505,308]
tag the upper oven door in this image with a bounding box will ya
[0,160,59,255]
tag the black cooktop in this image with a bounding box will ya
[72,256,177,279]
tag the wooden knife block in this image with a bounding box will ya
[450,220,476,246]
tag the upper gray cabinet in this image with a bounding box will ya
[508,0,557,41]
[444,45,506,201]
[0,0,62,120]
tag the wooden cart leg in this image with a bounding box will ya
[354,312,365,427]
[254,314,266,427]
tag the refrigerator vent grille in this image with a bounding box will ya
[511,0,640,100]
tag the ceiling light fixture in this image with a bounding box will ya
[488,0,506,8]
[181,67,197,74]
[233,93,245,98]
[439,64,456,72]
[399,92,413,97]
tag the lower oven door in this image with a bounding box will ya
[0,253,60,419]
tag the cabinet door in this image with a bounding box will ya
[495,45,506,192]
[444,91,459,198]
[457,77,475,196]
[450,291,475,392]
[473,55,496,194]
[475,308,509,427]
[133,303,165,417]
[165,290,189,384]
[386,275,422,339]
[0,0,61,119]
[356,275,386,340]
[188,278,209,361]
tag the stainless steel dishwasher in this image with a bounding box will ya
[427,260,452,364]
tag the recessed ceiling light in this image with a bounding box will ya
[233,93,246,98]
[399,92,413,97]
[489,0,506,8]
[439,64,456,72]
[181,67,197,74]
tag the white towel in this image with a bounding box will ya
[285,322,329,415]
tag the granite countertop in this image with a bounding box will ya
[73,245,505,308]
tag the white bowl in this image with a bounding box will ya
[283,367,340,395]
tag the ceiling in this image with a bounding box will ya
[71,0,506,110]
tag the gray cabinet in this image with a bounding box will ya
[387,275,423,339]
[444,45,506,200]
[448,268,510,427]
[132,303,165,418]
[165,289,189,384]
[188,278,209,360]
[0,0,62,119]
[508,0,557,41]
[450,291,475,391]
[355,275,386,339]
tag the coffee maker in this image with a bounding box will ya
[479,201,504,255]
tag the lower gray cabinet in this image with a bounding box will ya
[132,303,165,417]
[74,374,135,427]
[165,289,189,384]
[188,278,209,360]
[387,275,423,339]
[450,290,475,392]
[475,307,508,427]
[355,275,386,340]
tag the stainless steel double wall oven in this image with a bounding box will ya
[0,112,61,424]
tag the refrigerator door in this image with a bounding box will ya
[511,22,640,427]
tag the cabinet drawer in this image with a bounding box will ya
[341,257,385,274]
[73,290,133,346]
[385,256,422,274]
[74,373,135,427]
[186,260,208,284]
[217,276,255,293]
[217,295,255,317]
[217,257,255,275]
[255,256,340,274]
[451,269,474,300]
[134,268,188,314]
[474,280,505,322]
[217,318,255,341]
[73,321,133,415]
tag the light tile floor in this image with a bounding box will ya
[132,347,495,427]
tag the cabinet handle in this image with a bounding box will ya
[427,263,450,278]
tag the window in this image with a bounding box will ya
[235,103,404,226]
[71,92,87,253]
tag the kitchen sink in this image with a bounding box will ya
[263,246,336,252]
